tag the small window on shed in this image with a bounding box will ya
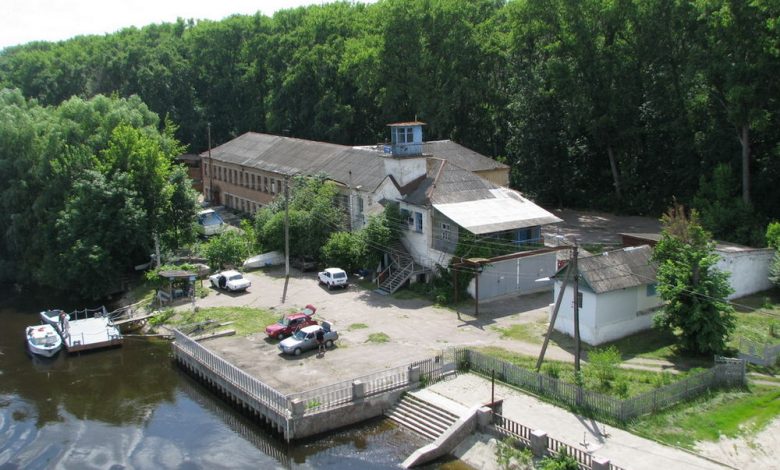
[646,283,657,297]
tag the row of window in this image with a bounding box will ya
[205,163,282,195]
[225,193,260,215]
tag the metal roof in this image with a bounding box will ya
[433,187,562,234]
[559,245,657,294]
[423,140,508,172]
[201,133,386,191]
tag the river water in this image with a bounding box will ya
[0,288,467,469]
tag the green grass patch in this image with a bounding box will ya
[347,323,368,331]
[731,310,780,345]
[171,306,277,336]
[476,346,701,399]
[629,386,780,449]
[493,321,547,344]
[367,332,390,343]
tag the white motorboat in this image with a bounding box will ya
[26,324,62,357]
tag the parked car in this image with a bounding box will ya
[197,209,226,237]
[318,268,348,290]
[265,305,317,340]
[209,270,251,292]
[278,322,338,356]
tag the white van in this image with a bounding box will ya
[197,209,226,237]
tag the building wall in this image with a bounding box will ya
[202,159,285,214]
[383,156,427,187]
[552,282,661,345]
[716,248,774,299]
[467,251,557,301]
[475,168,509,187]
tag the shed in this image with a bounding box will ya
[551,245,662,345]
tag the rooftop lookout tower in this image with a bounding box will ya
[385,121,425,157]
[383,121,428,186]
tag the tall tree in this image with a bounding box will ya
[652,204,735,355]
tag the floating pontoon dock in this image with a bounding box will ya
[41,306,123,353]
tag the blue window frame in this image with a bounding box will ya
[414,212,423,233]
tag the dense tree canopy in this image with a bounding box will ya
[0,0,778,248]
[653,205,735,355]
[0,90,198,297]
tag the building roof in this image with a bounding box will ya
[201,132,386,191]
[406,159,560,234]
[556,245,657,294]
[620,232,770,253]
[423,140,508,173]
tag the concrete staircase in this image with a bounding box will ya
[385,393,460,440]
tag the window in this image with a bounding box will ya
[251,174,255,190]
[576,292,583,309]
[398,127,413,143]
[414,212,423,233]
[646,283,657,297]
[264,176,269,193]
[271,179,276,194]
[357,196,364,214]
[441,222,451,241]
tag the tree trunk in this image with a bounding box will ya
[739,125,751,205]
[607,144,621,199]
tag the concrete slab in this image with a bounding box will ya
[426,374,730,470]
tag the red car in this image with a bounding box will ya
[265,305,317,340]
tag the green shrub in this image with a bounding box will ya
[539,449,579,470]
[544,362,561,379]
[496,437,534,470]
[149,308,175,327]
[588,346,621,388]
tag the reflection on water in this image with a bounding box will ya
[0,287,466,469]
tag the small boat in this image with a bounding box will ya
[26,324,62,357]
[40,309,67,327]
[243,251,284,269]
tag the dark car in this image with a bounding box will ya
[264,305,317,340]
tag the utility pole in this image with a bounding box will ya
[207,122,213,203]
[572,241,581,372]
[284,174,290,278]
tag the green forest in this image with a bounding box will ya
[0,0,778,293]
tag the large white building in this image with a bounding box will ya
[200,122,561,293]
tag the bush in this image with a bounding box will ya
[539,449,579,470]
[587,346,621,388]
[496,438,534,470]
[544,362,561,379]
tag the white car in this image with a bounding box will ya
[318,268,348,290]
[209,270,251,292]
[197,209,226,237]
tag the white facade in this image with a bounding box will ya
[715,247,774,299]
[551,282,662,346]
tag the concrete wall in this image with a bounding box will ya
[474,168,509,187]
[468,251,557,301]
[716,248,774,299]
[402,405,487,468]
[289,389,407,440]
[383,156,427,186]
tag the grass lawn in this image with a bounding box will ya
[628,385,780,449]
[170,306,278,336]
[476,346,695,398]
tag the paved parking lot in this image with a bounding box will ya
[183,266,560,394]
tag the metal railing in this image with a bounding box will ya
[173,329,289,418]
[491,413,532,446]
[288,355,450,415]
[738,338,780,366]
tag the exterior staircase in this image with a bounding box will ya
[385,393,460,441]
[375,243,426,295]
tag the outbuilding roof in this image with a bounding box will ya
[556,245,657,294]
